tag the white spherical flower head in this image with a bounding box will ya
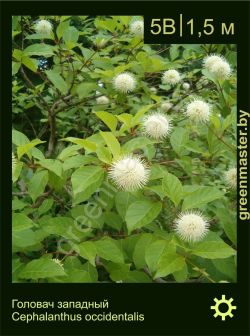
[150,87,157,94]
[203,54,224,71]
[182,82,190,90]
[162,70,181,85]
[130,20,144,37]
[35,19,53,35]
[161,102,173,112]
[143,113,172,140]
[109,155,150,191]
[113,72,136,93]
[224,168,237,189]
[174,211,209,242]
[210,60,231,80]
[96,96,109,105]
[185,99,210,123]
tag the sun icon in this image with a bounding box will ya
[211,295,237,321]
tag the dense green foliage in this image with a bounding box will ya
[12,16,237,283]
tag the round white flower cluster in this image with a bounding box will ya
[162,69,181,85]
[185,99,211,123]
[130,20,144,37]
[182,82,190,91]
[34,19,53,35]
[224,168,237,189]
[161,102,173,112]
[109,155,150,191]
[96,96,110,105]
[174,211,209,242]
[113,72,136,93]
[150,87,157,94]
[203,54,231,80]
[142,113,172,140]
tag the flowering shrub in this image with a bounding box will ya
[12,16,237,283]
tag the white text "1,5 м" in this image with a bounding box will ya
[150,16,235,37]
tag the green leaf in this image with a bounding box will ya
[13,49,23,61]
[149,164,168,180]
[23,44,54,57]
[170,127,189,155]
[123,270,152,283]
[116,113,133,128]
[169,44,180,60]
[17,139,45,159]
[48,172,66,192]
[145,240,168,273]
[12,229,39,249]
[154,251,185,279]
[81,262,98,282]
[41,216,89,241]
[12,161,23,183]
[211,257,236,281]
[12,199,28,211]
[77,82,97,99]
[58,145,82,160]
[56,20,70,39]
[19,258,66,280]
[70,204,104,230]
[100,131,121,159]
[125,200,162,234]
[95,111,117,132]
[103,212,122,230]
[223,218,237,246]
[215,207,236,245]
[62,137,96,152]
[49,258,98,283]
[78,241,97,266]
[115,191,137,219]
[94,18,117,33]
[12,213,34,231]
[162,172,183,206]
[25,33,54,40]
[222,113,234,132]
[71,166,104,205]
[173,263,188,282]
[133,233,154,269]
[12,129,29,146]
[28,170,48,202]
[63,155,98,170]
[182,186,224,211]
[12,61,21,75]
[96,145,112,164]
[38,159,63,177]
[63,26,79,49]
[45,70,68,94]
[21,56,38,72]
[122,137,154,153]
[103,261,130,281]
[191,240,236,259]
[37,199,54,216]
[94,237,124,263]
[145,185,165,200]
[12,258,25,282]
